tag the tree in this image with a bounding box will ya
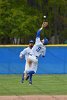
[0,0,67,44]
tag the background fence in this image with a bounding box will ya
[0,45,67,74]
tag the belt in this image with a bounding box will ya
[29,54,38,59]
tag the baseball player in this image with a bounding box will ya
[26,22,48,84]
[19,40,34,83]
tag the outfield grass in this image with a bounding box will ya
[0,74,67,95]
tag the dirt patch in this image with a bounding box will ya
[0,95,67,100]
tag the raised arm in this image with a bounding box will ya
[36,24,43,38]
[36,22,48,38]
[35,22,48,44]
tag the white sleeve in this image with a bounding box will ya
[19,49,27,58]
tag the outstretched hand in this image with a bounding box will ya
[42,22,48,28]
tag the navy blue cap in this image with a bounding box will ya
[29,40,34,43]
[43,38,48,45]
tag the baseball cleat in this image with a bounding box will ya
[20,80,24,83]
[29,81,32,85]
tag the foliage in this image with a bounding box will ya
[0,0,67,44]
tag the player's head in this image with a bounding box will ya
[29,40,34,48]
[41,38,49,45]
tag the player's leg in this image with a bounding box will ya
[21,73,24,83]
[26,56,33,80]
[27,55,38,67]
[26,56,38,84]
[21,61,28,83]
[27,57,38,84]
[28,71,35,85]
[24,61,30,80]
[27,59,32,67]
[25,73,29,80]
[29,62,38,84]
[21,72,28,83]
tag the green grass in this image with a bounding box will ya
[0,74,67,95]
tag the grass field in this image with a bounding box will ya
[0,74,67,95]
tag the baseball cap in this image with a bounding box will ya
[43,38,49,45]
[29,40,34,43]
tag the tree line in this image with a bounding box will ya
[0,0,67,44]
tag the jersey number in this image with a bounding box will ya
[36,47,41,52]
